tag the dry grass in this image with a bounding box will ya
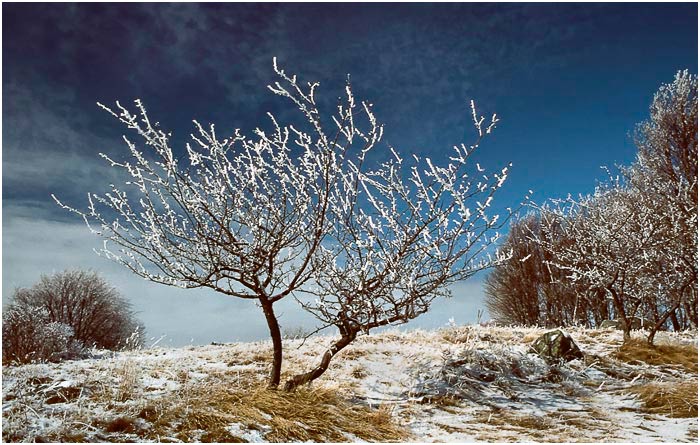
[469,409,569,442]
[470,409,556,430]
[351,364,368,379]
[114,360,141,402]
[440,326,474,344]
[337,347,368,361]
[141,383,409,442]
[631,380,698,418]
[521,332,542,343]
[582,329,611,338]
[614,338,698,373]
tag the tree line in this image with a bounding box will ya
[486,71,698,344]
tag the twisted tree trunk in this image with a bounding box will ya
[284,328,358,391]
[261,299,283,389]
[607,282,631,341]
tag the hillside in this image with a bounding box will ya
[2,325,697,442]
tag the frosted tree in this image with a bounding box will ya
[626,70,698,333]
[632,70,697,206]
[622,162,697,341]
[9,270,143,351]
[285,102,514,390]
[520,71,697,343]
[54,60,383,389]
[2,305,75,365]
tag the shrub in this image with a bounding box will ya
[2,305,79,364]
[2,270,144,364]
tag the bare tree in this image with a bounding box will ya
[285,102,514,390]
[54,61,382,388]
[484,215,542,326]
[484,214,588,327]
[2,270,142,364]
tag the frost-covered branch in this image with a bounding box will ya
[286,102,515,390]
[54,61,383,388]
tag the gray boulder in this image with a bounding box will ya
[530,329,583,362]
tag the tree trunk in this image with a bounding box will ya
[648,301,682,345]
[284,329,357,391]
[669,310,681,332]
[606,284,631,341]
[683,299,698,329]
[260,299,283,389]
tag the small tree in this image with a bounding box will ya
[285,102,514,390]
[54,61,382,388]
[2,270,142,364]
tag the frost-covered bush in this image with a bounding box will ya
[3,270,144,365]
[408,344,581,407]
[2,305,79,364]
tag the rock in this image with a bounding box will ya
[530,329,583,362]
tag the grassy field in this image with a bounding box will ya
[2,325,697,442]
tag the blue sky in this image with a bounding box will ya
[3,3,697,345]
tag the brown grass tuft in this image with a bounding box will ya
[440,327,473,344]
[631,380,698,418]
[338,347,367,361]
[468,409,566,441]
[614,338,698,373]
[142,383,409,442]
[351,364,368,379]
[521,332,542,343]
[113,359,141,402]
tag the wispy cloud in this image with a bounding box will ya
[3,80,124,215]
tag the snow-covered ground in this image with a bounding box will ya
[2,325,697,442]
